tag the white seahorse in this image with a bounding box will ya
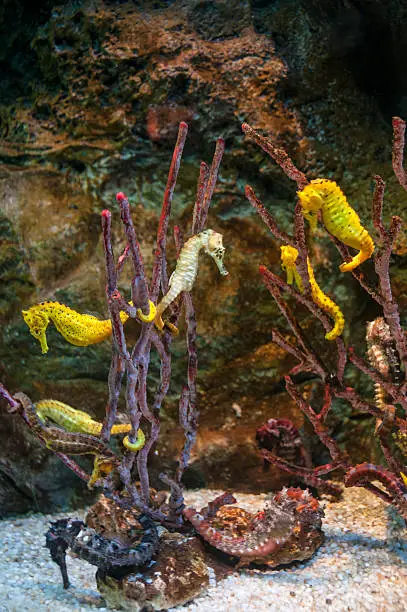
[154,229,228,333]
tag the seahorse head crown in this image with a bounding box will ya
[21,306,49,352]
[22,306,46,334]
[297,178,330,215]
[280,245,298,270]
[200,229,229,276]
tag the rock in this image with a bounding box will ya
[85,493,167,544]
[96,531,211,611]
[183,487,324,569]
[1,0,407,511]
[0,411,96,517]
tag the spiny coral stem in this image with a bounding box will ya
[259,265,326,379]
[244,185,294,246]
[345,463,407,520]
[392,116,407,191]
[55,453,90,482]
[0,383,19,411]
[101,209,129,360]
[293,201,312,296]
[371,174,387,238]
[101,351,125,442]
[271,330,309,369]
[318,383,333,422]
[349,348,407,413]
[285,376,347,466]
[197,137,225,232]
[334,386,406,431]
[151,330,171,412]
[116,242,130,277]
[184,292,198,413]
[242,122,308,190]
[261,449,343,497]
[116,192,150,318]
[171,227,199,491]
[151,122,188,302]
[160,473,185,526]
[369,175,407,366]
[192,161,210,235]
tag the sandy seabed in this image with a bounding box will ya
[0,487,406,612]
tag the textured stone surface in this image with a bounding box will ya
[1,0,407,511]
[96,531,212,611]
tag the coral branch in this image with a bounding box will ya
[345,463,407,520]
[259,266,323,375]
[151,122,188,302]
[349,348,407,413]
[245,185,294,246]
[197,137,225,232]
[101,351,125,443]
[116,192,150,318]
[101,210,130,359]
[192,161,210,235]
[0,383,19,412]
[392,116,407,191]
[285,376,346,466]
[242,122,308,190]
[261,450,342,497]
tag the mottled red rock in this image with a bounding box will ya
[183,487,324,568]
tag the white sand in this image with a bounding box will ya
[0,487,406,612]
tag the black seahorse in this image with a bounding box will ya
[45,513,159,588]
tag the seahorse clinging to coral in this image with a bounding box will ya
[297,179,374,272]
[35,399,145,452]
[154,229,228,333]
[15,392,119,488]
[22,300,156,354]
[280,245,345,341]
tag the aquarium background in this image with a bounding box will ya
[0,0,407,516]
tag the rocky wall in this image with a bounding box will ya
[0,0,406,513]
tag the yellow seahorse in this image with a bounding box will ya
[297,179,374,272]
[155,229,228,334]
[35,399,145,452]
[280,245,345,341]
[22,300,156,354]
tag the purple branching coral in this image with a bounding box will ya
[0,122,226,529]
[243,119,407,521]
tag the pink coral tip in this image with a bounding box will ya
[116,192,126,202]
[101,209,111,218]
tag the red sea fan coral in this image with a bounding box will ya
[243,118,407,522]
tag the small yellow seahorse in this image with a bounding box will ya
[280,245,345,341]
[297,179,374,272]
[35,399,145,452]
[22,300,156,354]
[154,229,228,334]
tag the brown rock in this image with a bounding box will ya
[96,531,210,611]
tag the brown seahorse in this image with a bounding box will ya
[35,399,145,452]
[154,229,228,333]
[15,392,118,488]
